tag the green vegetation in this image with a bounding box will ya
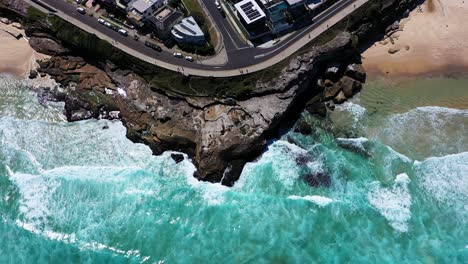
[181,0,204,15]
[25,6,47,23]
[21,0,388,98]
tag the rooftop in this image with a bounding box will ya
[172,16,204,37]
[234,0,266,24]
[154,7,172,20]
[131,0,155,13]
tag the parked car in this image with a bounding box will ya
[173,52,183,58]
[145,41,162,51]
[184,56,194,62]
[123,21,135,30]
[104,21,112,28]
[97,18,105,24]
[111,25,119,31]
[215,1,221,10]
[76,7,86,14]
[118,29,128,36]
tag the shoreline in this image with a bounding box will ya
[362,0,468,78]
[0,18,48,77]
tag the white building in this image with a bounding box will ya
[127,0,164,25]
[171,16,205,45]
[234,0,266,29]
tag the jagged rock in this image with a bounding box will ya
[344,64,366,83]
[294,118,312,135]
[337,138,371,158]
[302,172,331,187]
[171,153,185,164]
[0,18,10,24]
[305,101,327,117]
[70,110,93,121]
[325,63,341,81]
[333,91,347,104]
[19,0,415,185]
[340,76,363,98]
[29,37,69,56]
[11,22,21,29]
[324,79,334,87]
[28,70,38,79]
[323,83,341,100]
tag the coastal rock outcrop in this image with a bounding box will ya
[0,0,416,185]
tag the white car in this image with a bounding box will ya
[215,1,221,10]
[104,21,112,28]
[184,56,194,62]
[76,7,86,14]
[97,18,105,24]
[118,29,128,36]
[173,52,182,58]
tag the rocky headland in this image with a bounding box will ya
[0,0,416,185]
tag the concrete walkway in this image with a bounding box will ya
[26,0,369,77]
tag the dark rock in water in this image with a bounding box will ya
[340,76,363,98]
[305,101,327,117]
[344,64,367,83]
[302,172,331,188]
[293,119,312,135]
[323,83,342,100]
[337,138,371,158]
[295,153,313,166]
[70,109,93,121]
[220,160,245,187]
[171,153,184,164]
[102,125,109,130]
[28,70,38,79]
[333,91,347,104]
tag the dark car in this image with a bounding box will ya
[145,41,162,52]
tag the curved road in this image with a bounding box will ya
[31,0,368,77]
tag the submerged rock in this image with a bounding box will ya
[171,153,185,164]
[302,172,331,188]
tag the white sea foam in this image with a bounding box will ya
[288,195,334,207]
[377,106,467,159]
[335,102,367,123]
[16,219,147,260]
[368,173,412,232]
[236,140,314,191]
[414,152,468,216]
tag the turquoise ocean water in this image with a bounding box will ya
[0,75,467,263]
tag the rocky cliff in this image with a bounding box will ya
[0,0,416,185]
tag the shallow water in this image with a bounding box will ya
[0,75,467,263]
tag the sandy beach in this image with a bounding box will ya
[362,0,468,77]
[0,20,48,77]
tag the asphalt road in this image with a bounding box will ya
[38,0,357,72]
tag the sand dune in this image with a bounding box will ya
[362,0,468,77]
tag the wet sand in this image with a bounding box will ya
[362,0,468,77]
[0,21,48,77]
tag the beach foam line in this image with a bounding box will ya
[288,195,334,207]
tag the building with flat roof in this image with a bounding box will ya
[234,0,266,30]
[127,0,164,25]
[171,16,206,45]
[148,6,183,39]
